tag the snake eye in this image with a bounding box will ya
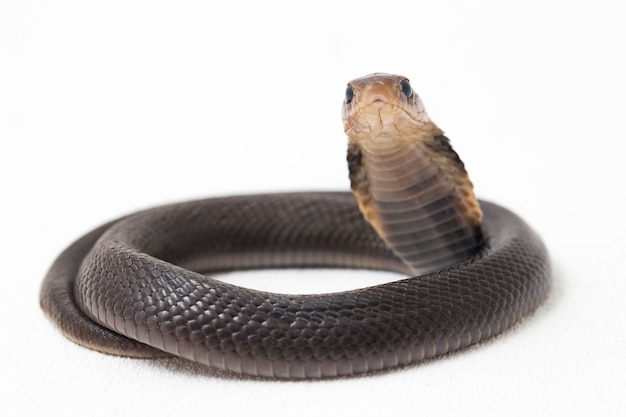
[400,79,413,99]
[345,85,354,103]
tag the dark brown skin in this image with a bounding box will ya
[40,74,550,379]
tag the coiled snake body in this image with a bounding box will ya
[41,74,550,379]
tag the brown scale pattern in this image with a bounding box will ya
[37,192,550,378]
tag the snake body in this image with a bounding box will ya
[40,74,550,379]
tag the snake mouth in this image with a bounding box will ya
[344,101,426,139]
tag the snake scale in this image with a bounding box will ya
[40,73,550,379]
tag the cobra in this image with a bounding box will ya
[40,73,550,379]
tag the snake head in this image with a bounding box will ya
[342,73,436,142]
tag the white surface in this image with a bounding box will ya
[2,0,625,415]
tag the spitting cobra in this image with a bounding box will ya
[40,73,550,379]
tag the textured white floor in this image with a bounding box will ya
[2,1,625,416]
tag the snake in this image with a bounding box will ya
[40,73,550,379]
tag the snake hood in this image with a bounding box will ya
[343,73,483,273]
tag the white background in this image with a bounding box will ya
[2,0,625,415]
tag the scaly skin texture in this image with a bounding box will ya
[343,73,483,273]
[40,74,550,379]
